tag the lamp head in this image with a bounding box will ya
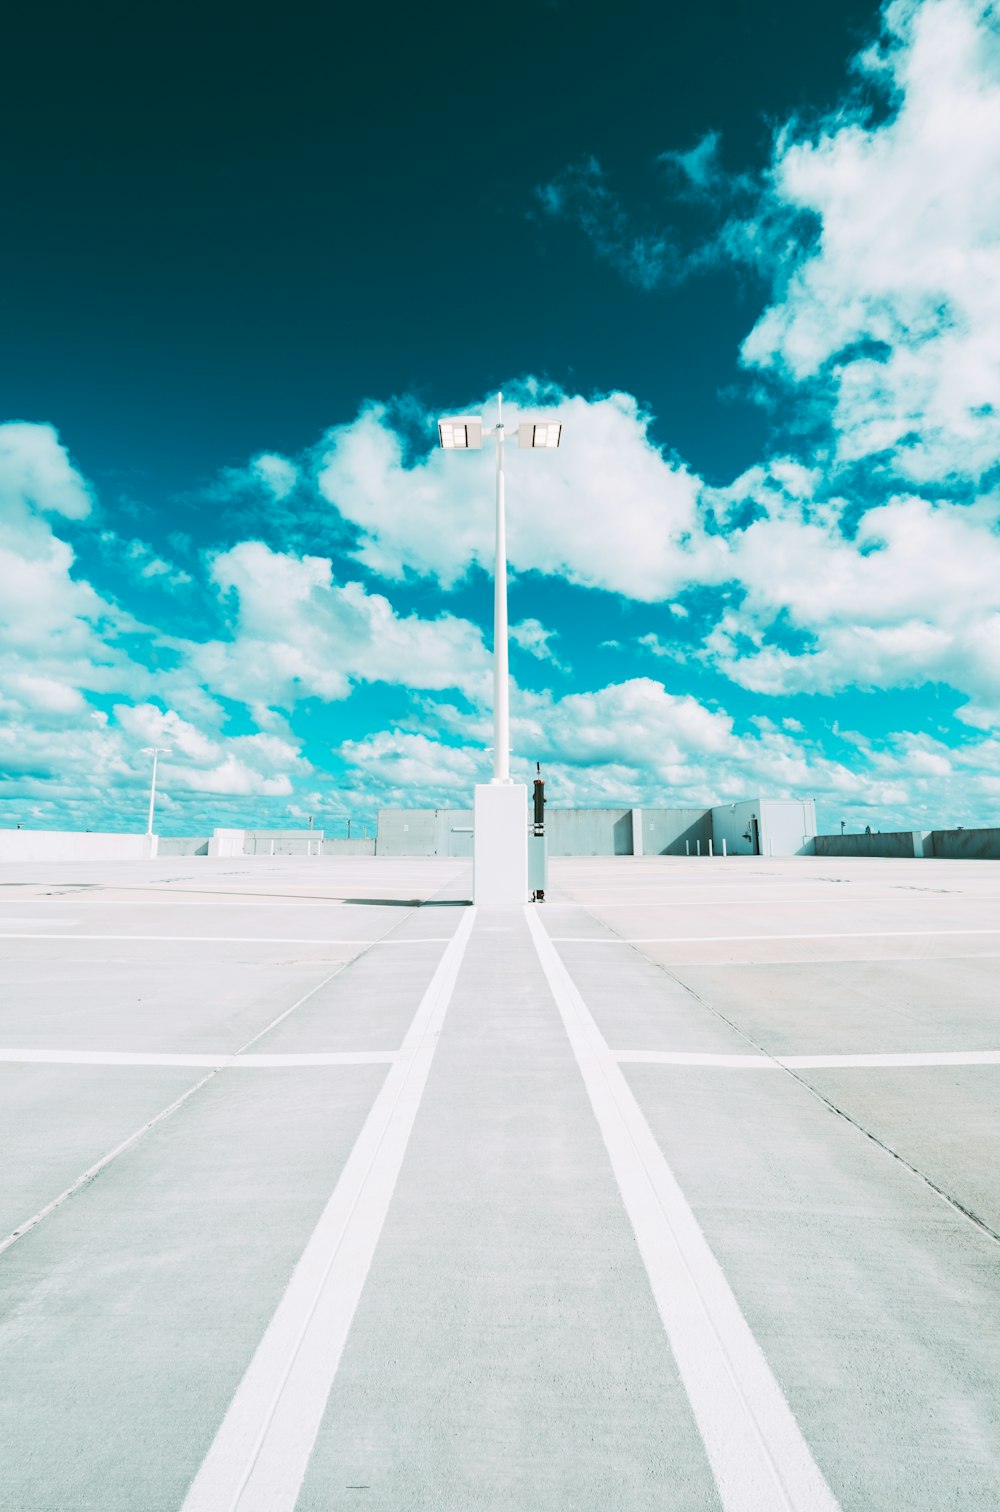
[437,416,483,450]
[517,421,562,449]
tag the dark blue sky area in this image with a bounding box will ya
[2,0,882,503]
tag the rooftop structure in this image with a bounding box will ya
[2,853,1000,1507]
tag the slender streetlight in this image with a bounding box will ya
[437,393,562,905]
[437,393,561,783]
[141,747,171,836]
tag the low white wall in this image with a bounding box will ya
[0,830,156,861]
[207,828,245,858]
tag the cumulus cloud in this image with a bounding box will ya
[701,465,1000,715]
[740,0,1000,482]
[192,540,491,709]
[338,673,999,827]
[509,618,565,668]
[315,387,715,601]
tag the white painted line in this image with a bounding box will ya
[0,933,454,946]
[0,918,81,927]
[616,1049,1000,1070]
[0,1048,395,1068]
[181,905,477,1512]
[0,962,350,1257]
[0,933,379,945]
[781,1050,1000,1069]
[616,1051,775,1068]
[550,929,1000,943]
[525,906,841,1512]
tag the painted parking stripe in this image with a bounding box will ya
[525,905,841,1512]
[615,1049,1000,1069]
[0,933,450,945]
[0,1048,396,1068]
[549,929,1000,942]
[181,905,476,1512]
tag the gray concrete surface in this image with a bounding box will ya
[1,854,999,1509]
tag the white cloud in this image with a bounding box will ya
[509,618,565,667]
[114,704,304,797]
[702,469,1000,709]
[251,453,299,500]
[0,421,93,522]
[315,388,716,601]
[740,0,1000,481]
[192,540,491,709]
[338,673,1000,828]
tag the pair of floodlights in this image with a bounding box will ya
[437,416,562,451]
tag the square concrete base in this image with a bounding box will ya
[473,783,529,907]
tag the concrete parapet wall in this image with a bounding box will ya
[815,831,918,858]
[244,829,324,856]
[545,808,634,856]
[376,809,473,857]
[639,808,713,856]
[156,836,210,856]
[0,830,156,860]
[929,827,1000,860]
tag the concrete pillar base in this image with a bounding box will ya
[474,783,528,907]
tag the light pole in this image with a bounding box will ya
[141,747,170,836]
[437,393,561,784]
[437,393,562,902]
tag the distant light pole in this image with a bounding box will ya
[437,393,561,782]
[141,747,170,835]
[437,393,562,904]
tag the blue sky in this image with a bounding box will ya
[2,0,999,836]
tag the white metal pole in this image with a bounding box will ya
[493,391,510,782]
[146,750,159,836]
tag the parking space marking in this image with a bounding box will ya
[549,929,1000,942]
[526,905,842,1512]
[0,933,448,945]
[0,961,351,1258]
[180,905,476,1512]
[0,1048,396,1068]
[616,1049,1000,1069]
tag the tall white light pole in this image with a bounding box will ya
[493,392,509,782]
[437,395,562,902]
[141,747,170,836]
[438,394,561,785]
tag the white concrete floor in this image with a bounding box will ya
[1,854,999,1510]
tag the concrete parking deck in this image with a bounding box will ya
[1,854,999,1510]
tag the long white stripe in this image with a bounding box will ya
[616,1049,1000,1069]
[181,905,476,1512]
[0,933,443,945]
[525,906,841,1512]
[0,1048,395,1068]
[549,929,1000,943]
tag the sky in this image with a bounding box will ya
[2,0,999,838]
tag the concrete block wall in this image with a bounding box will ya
[637,808,714,856]
[376,809,473,857]
[156,836,209,856]
[545,808,634,856]
[928,827,1000,860]
[815,831,919,858]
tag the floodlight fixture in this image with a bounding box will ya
[437,416,483,450]
[517,421,562,450]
